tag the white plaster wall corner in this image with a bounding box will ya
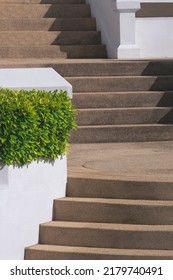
[112,0,141,58]
[86,0,120,58]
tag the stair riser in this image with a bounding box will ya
[0,45,106,59]
[70,125,173,143]
[0,4,90,18]
[76,108,172,125]
[67,77,173,92]
[53,201,173,225]
[39,226,173,250]
[0,46,66,58]
[73,92,173,109]
[60,45,107,58]
[54,62,173,77]
[67,178,173,200]
[0,61,172,76]
[25,249,173,260]
[0,0,85,3]
[0,18,96,31]
[0,31,101,45]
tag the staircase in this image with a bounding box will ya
[25,177,173,260]
[1,1,173,260]
[24,60,173,259]
[67,60,173,143]
[0,0,106,59]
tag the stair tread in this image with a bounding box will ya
[26,244,173,257]
[0,31,101,45]
[41,221,173,231]
[74,91,173,94]
[0,0,86,3]
[66,75,173,78]
[78,107,173,111]
[0,30,99,33]
[57,197,173,206]
[78,124,173,128]
[0,58,172,64]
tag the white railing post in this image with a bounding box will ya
[112,0,141,58]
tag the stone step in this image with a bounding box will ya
[66,76,173,92]
[0,4,90,18]
[25,244,173,260]
[70,124,173,143]
[0,0,86,3]
[53,60,173,77]
[67,177,173,201]
[73,91,173,108]
[39,221,173,250]
[0,59,172,76]
[0,31,101,45]
[59,45,107,58]
[0,45,66,58]
[53,197,173,225]
[76,107,173,125]
[0,18,96,31]
[0,58,67,68]
[0,45,106,59]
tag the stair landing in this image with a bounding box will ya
[68,141,173,183]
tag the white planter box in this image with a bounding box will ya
[0,68,72,259]
[0,68,72,98]
[0,158,67,260]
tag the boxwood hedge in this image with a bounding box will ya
[0,88,77,166]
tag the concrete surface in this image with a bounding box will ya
[68,141,173,182]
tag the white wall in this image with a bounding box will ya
[86,0,120,58]
[136,18,173,58]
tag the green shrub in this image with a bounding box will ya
[0,88,77,166]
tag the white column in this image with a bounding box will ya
[112,0,141,58]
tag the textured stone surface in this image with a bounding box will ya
[67,141,173,182]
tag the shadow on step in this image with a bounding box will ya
[149,76,173,91]
[159,108,173,124]
[142,61,173,76]
[157,92,173,107]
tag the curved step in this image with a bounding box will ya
[39,221,173,250]
[25,244,173,260]
[53,197,173,225]
[67,177,173,200]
